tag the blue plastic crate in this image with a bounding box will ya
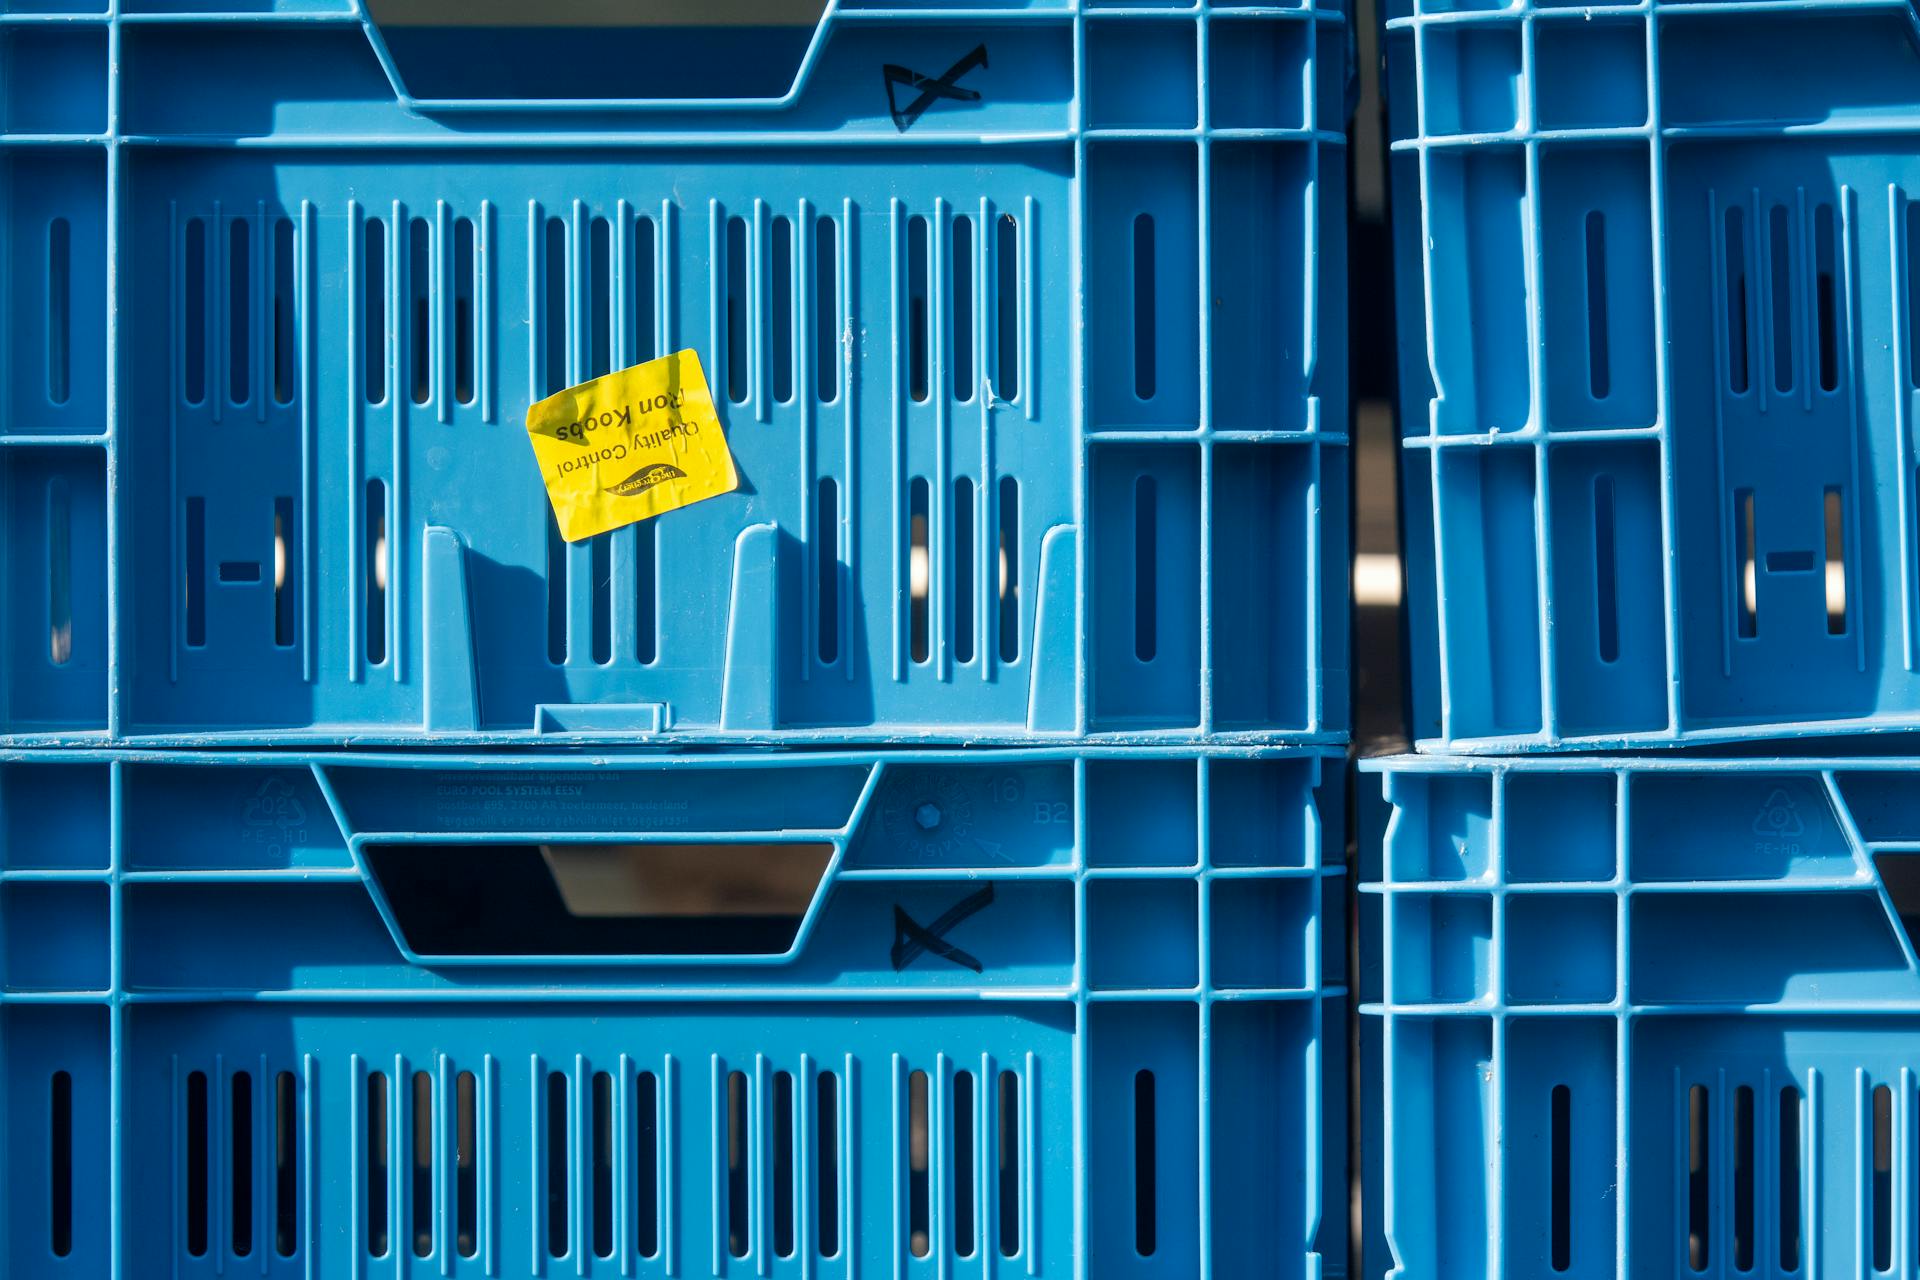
[0,746,1343,1277]
[1359,753,1920,1279]
[1383,1,1920,749]
[0,0,1349,745]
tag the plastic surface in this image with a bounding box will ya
[0,0,1349,745]
[1386,0,1920,750]
[0,746,1343,1277]
[1362,753,1920,1279]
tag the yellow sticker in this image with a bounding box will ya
[524,349,739,542]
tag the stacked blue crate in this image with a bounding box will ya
[0,747,1345,1277]
[0,2,1354,1276]
[1,0,1349,746]
[1386,0,1920,751]
[1363,756,1920,1278]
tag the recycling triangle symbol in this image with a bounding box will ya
[1753,788,1805,838]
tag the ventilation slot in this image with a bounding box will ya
[727,215,748,404]
[275,1071,297,1257]
[589,216,611,380]
[544,217,568,396]
[367,1071,390,1258]
[273,497,295,648]
[1688,1084,1708,1271]
[592,1071,613,1259]
[1135,1069,1156,1257]
[953,215,975,400]
[817,1072,840,1257]
[1726,206,1749,395]
[1780,1086,1802,1271]
[635,1070,660,1258]
[49,476,71,665]
[411,1071,433,1257]
[410,218,431,405]
[998,1070,1021,1257]
[1733,1084,1754,1272]
[453,217,475,405]
[1594,475,1618,663]
[1826,487,1847,634]
[1908,202,1920,390]
[954,478,976,664]
[1770,204,1793,393]
[546,511,567,665]
[908,1068,930,1258]
[547,1072,569,1259]
[1815,203,1837,392]
[232,1072,253,1257]
[187,1070,209,1256]
[1551,1084,1570,1271]
[910,477,930,664]
[773,1071,795,1257]
[817,477,840,664]
[999,478,1020,662]
[1135,474,1158,661]
[727,1069,749,1258]
[272,218,295,406]
[996,214,1020,400]
[908,214,930,403]
[635,518,657,664]
[633,214,657,365]
[1133,213,1156,400]
[455,1071,477,1258]
[590,533,611,666]
[230,219,250,406]
[1874,1083,1892,1272]
[48,218,69,406]
[1585,211,1609,399]
[51,1071,72,1257]
[1736,489,1756,639]
[185,217,207,405]
[955,1070,977,1257]
[365,478,388,665]
[816,217,839,401]
[773,216,794,404]
[185,496,206,648]
[365,218,386,404]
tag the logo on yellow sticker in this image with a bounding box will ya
[524,350,739,542]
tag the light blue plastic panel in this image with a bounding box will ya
[0,746,1343,1279]
[0,0,1348,745]
[1385,0,1920,750]
[1363,753,1920,1280]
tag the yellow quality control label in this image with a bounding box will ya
[524,349,739,542]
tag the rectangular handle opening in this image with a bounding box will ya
[363,841,834,960]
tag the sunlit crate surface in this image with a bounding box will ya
[1384,0,1920,749]
[0,746,1343,1278]
[1360,753,1920,1280]
[0,0,1349,745]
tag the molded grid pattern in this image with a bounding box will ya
[0,747,1344,1278]
[1363,756,1920,1280]
[0,0,1348,745]
[1386,0,1920,750]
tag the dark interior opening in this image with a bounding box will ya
[364,842,833,958]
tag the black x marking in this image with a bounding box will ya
[883,44,989,133]
[891,883,996,972]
